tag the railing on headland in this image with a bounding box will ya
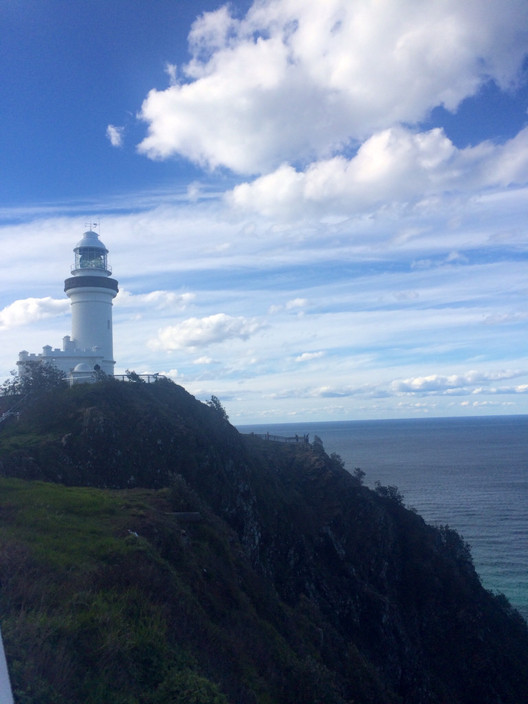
[0,410,19,425]
[0,394,29,425]
[113,374,166,383]
[246,432,310,444]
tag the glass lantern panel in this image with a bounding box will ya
[75,247,107,270]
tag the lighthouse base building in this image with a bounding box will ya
[17,229,119,385]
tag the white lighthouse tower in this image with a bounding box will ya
[64,230,118,374]
[17,228,119,381]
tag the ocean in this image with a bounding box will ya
[237,415,528,621]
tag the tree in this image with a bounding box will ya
[329,452,345,470]
[206,395,229,422]
[92,364,108,382]
[353,467,366,485]
[2,361,66,397]
[374,481,404,505]
[1,370,21,397]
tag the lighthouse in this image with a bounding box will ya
[17,229,119,381]
[64,230,118,374]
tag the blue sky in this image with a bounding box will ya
[1,0,527,423]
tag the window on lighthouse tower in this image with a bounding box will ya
[76,247,107,270]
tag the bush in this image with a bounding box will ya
[2,362,66,397]
[148,667,229,704]
[374,481,404,505]
[353,467,365,484]
[206,396,229,422]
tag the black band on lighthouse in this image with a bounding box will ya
[64,276,119,294]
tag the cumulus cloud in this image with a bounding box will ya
[149,313,263,351]
[228,126,528,217]
[391,369,524,394]
[0,297,69,330]
[514,385,528,394]
[137,0,528,174]
[269,298,308,314]
[265,371,528,405]
[106,124,124,148]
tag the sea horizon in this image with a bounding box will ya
[236,411,528,429]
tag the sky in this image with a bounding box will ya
[1,0,527,424]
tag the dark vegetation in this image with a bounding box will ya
[0,376,527,703]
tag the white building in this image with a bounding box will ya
[17,229,119,383]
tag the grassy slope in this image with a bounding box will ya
[1,380,528,704]
[0,479,223,703]
[0,475,362,704]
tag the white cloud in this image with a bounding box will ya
[269,297,308,314]
[286,298,308,310]
[164,63,179,85]
[116,289,195,311]
[106,124,125,148]
[1,156,528,421]
[391,370,525,394]
[149,313,263,351]
[137,0,528,174]
[482,312,528,326]
[269,382,386,400]
[187,5,236,58]
[193,356,213,365]
[228,126,528,218]
[295,351,324,362]
[0,297,69,330]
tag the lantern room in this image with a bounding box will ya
[72,230,111,276]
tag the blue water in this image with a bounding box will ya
[238,416,528,620]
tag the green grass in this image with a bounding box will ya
[0,477,236,703]
[0,432,59,451]
[0,478,153,569]
[0,477,314,703]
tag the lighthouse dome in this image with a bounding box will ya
[75,230,108,252]
[73,362,93,373]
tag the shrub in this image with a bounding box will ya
[374,481,404,505]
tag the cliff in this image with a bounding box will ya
[0,378,527,703]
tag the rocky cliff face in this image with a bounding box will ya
[0,378,527,704]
